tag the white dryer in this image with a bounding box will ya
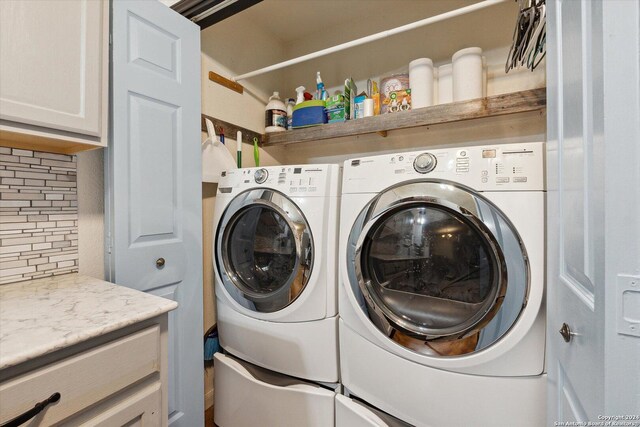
[214,164,341,383]
[339,142,546,426]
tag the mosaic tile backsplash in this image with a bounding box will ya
[0,147,78,284]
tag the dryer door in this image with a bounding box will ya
[346,181,529,356]
[216,189,313,313]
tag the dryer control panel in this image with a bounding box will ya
[342,142,545,194]
[217,164,342,197]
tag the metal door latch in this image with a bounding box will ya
[559,323,575,342]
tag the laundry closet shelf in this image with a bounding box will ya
[261,88,546,147]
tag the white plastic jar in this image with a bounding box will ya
[409,58,434,109]
[452,47,485,101]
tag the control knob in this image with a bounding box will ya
[254,168,269,184]
[413,153,437,174]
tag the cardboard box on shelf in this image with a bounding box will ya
[325,94,345,110]
[354,93,367,119]
[327,107,346,123]
[383,89,412,113]
[380,74,410,114]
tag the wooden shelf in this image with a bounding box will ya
[261,88,546,147]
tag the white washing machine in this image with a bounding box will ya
[339,142,547,426]
[213,164,341,383]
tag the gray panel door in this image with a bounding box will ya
[108,1,203,426]
[547,0,640,422]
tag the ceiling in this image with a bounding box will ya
[238,0,516,47]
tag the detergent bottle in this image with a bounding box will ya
[265,91,286,133]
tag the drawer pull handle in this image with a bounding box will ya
[1,392,60,427]
[156,257,165,268]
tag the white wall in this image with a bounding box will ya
[77,149,105,280]
[200,15,289,410]
[200,12,288,166]
[280,111,546,166]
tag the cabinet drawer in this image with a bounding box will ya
[0,325,160,425]
[64,382,162,427]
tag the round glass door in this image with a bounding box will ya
[361,203,503,337]
[347,181,528,357]
[216,190,313,313]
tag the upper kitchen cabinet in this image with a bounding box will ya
[0,0,109,154]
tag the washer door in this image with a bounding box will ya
[216,189,313,313]
[347,181,529,356]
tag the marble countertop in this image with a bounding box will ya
[0,273,178,370]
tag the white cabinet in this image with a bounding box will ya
[0,318,170,427]
[0,0,109,154]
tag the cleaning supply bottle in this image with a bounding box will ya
[295,86,305,105]
[265,91,286,133]
[285,98,295,130]
[316,72,327,100]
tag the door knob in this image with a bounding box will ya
[559,323,574,342]
[156,258,165,268]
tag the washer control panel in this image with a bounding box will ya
[218,164,341,197]
[343,142,544,193]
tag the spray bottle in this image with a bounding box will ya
[295,86,305,105]
[316,72,327,101]
[285,98,295,130]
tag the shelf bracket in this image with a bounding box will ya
[201,114,263,144]
[376,131,388,138]
[209,71,244,94]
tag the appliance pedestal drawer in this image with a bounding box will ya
[214,352,336,427]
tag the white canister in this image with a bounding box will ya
[452,47,484,101]
[409,58,434,109]
[437,63,453,104]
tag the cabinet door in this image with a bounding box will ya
[0,0,107,137]
[546,0,640,422]
[109,1,203,426]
